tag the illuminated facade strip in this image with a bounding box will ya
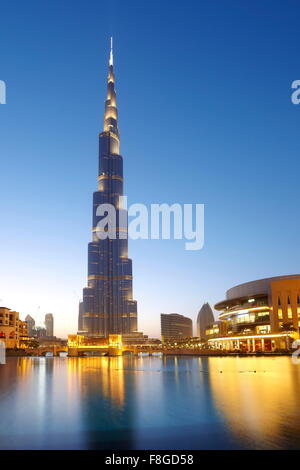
[88,275,133,281]
[98,131,120,141]
[98,174,123,181]
[82,313,109,318]
[219,306,271,318]
[208,333,294,342]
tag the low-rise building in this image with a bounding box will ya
[0,307,28,348]
[208,275,300,352]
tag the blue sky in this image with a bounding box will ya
[1,0,300,337]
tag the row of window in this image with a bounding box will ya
[278,295,300,306]
[277,307,300,319]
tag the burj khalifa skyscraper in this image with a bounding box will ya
[78,39,138,337]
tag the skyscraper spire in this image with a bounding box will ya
[109,36,113,66]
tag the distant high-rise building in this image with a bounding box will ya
[25,314,35,337]
[45,313,54,337]
[160,313,193,343]
[79,39,138,337]
[197,303,214,339]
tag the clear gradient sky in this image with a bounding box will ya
[1,0,300,338]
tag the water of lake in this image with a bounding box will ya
[0,356,300,449]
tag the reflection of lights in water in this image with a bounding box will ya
[67,357,125,408]
[174,356,179,383]
[3,356,300,449]
[208,357,300,448]
[16,356,33,378]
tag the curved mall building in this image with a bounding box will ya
[208,275,300,351]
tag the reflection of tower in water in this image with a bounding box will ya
[73,357,125,406]
[67,357,137,449]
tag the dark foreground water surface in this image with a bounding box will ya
[1,356,300,449]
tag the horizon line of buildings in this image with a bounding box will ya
[1,273,300,352]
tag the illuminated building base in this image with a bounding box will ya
[68,334,123,356]
[67,333,161,356]
[208,333,298,352]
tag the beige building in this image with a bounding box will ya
[208,275,300,352]
[0,307,28,348]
